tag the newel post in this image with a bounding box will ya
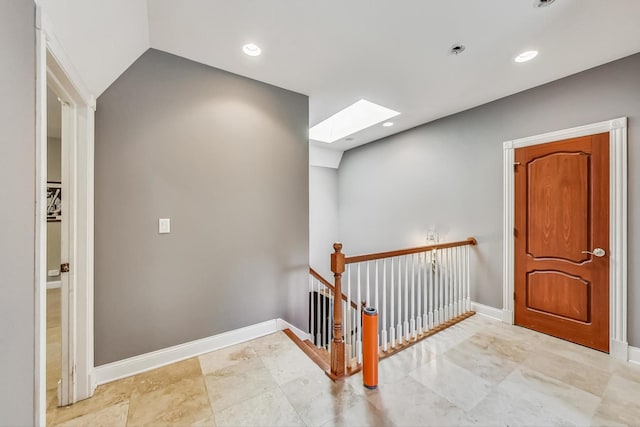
[330,243,346,378]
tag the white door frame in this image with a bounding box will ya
[502,117,628,360]
[35,6,95,425]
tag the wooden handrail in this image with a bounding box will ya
[344,237,477,264]
[309,267,358,310]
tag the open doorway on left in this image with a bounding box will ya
[46,86,63,411]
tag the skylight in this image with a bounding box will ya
[309,99,400,143]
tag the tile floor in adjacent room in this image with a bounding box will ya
[47,288,62,411]
[47,314,640,426]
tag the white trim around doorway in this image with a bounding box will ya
[502,117,628,361]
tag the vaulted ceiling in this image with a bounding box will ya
[40,0,640,151]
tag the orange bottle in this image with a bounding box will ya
[362,306,378,389]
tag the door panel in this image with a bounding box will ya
[515,133,609,352]
[527,152,589,263]
[526,271,590,323]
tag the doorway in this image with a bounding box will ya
[514,133,609,351]
[35,12,97,424]
[502,118,628,360]
[45,86,64,410]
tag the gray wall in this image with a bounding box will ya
[95,49,309,365]
[0,0,36,424]
[309,166,340,281]
[47,137,61,280]
[339,53,640,347]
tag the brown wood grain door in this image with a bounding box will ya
[514,133,609,352]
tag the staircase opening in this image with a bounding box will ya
[302,237,478,379]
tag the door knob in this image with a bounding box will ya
[582,248,606,257]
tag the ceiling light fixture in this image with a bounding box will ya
[382,122,394,127]
[309,99,400,143]
[514,50,538,63]
[242,43,262,57]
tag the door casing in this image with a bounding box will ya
[503,118,628,360]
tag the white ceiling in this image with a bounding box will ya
[41,0,640,151]
[39,0,149,97]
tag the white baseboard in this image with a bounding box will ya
[47,280,61,289]
[470,302,503,321]
[92,318,307,388]
[276,318,311,341]
[628,345,640,365]
[610,339,629,361]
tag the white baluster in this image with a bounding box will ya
[423,252,429,331]
[320,279,325,347]
[390,258,396,348]
[309,276,314,345]
[324,283,328,348]
[466,245,471,311]
[439,249,444,324]
[450,248,455,320]
[366,262,371,309]
[442,249,447,322]
[404,256,410,341]
[311,279,322,347]
[319,280,324,347]
[429,250,434,329]
[375,260,380,354]
[452,247,458,317]
[457,246,462,316]
[447,251,452,319]
[397,256,403,345]
[410,253,416,339]
[451,248,456,318]
[417,253,422,335]
[357,263,362,365]
[432,249,437,325]
[382,259,388,352]
[346,265,352,368]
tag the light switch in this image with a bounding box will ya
[159,218,171,234]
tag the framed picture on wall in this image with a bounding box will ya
[47,182,62,222]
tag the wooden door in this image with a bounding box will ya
[514,133,609,352]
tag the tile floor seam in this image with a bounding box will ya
[198,358,219,427]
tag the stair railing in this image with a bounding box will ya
[329,237,477,379]
[308,267,359,352]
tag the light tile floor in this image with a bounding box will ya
[47,288,62,410]
[47,315,640,426]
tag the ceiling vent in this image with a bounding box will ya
[534,0,556,7]
[449,44,466,55]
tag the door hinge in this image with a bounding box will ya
[60,262,70,273]
[514,161,521,171]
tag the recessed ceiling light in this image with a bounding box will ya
[309,99,400,143]
[242,43,262,57]
[382,122,394,127]
[514,50,538,63]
